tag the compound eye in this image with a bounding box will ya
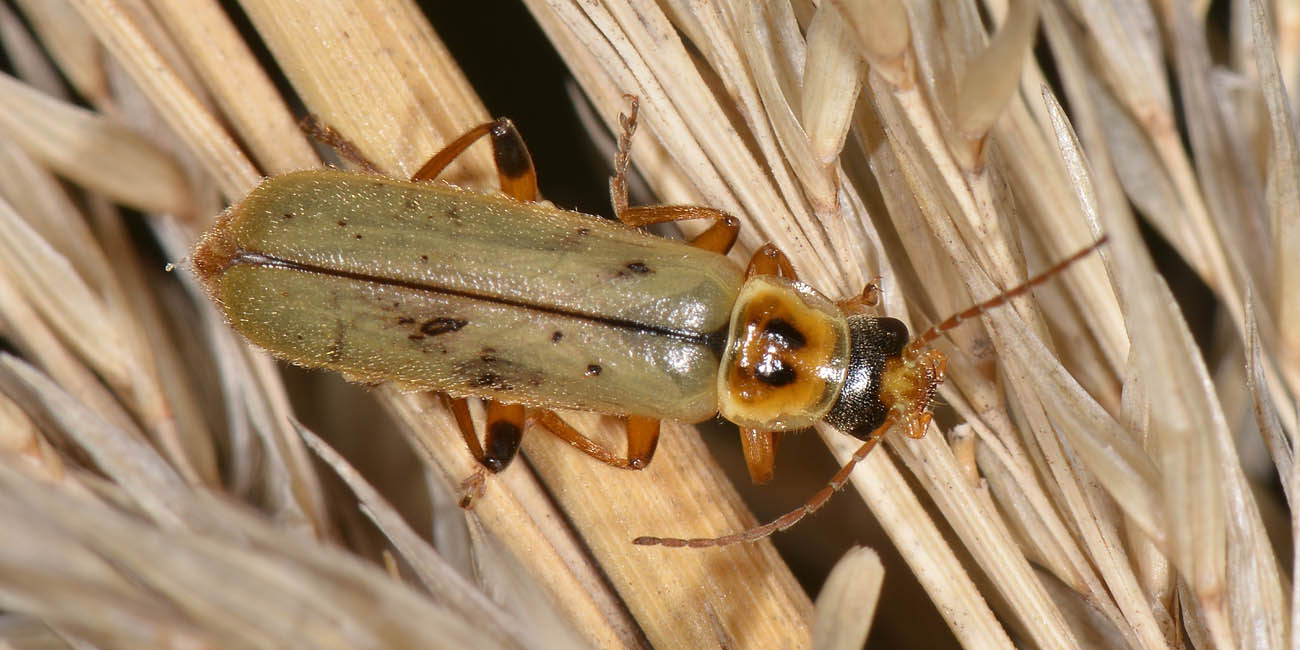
[874,317,909,356]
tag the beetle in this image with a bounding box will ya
[193,98,1104,547]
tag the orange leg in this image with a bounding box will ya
[301,114,538,201]
[744,244,798,281]
[837,277,882,314]
[533,411,661,470]
[740,427,781,484]
[609,96,739,255]
[411,118,538,201]
[438,395,525,473]
[484,401,526,470]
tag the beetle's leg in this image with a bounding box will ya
[625,415,662,468]
[411,118,538,202]
[740,427,781,484]
[300,116,384,174]
[620,206,741,255]
[439,393,485,462]
[483,401,526,470]
[533,411,659,470]
[437,394,524,473]
[609,96,740,255]
[744,244,798,280]
[837,277,882,314]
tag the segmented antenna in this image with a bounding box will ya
[632,417,893,548]
[913,235,1109,347]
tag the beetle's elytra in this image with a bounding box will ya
[193,100,1104,547]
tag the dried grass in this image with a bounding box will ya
[0,1,1294,649]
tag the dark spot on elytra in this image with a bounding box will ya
[408,334,424,341]
[577,227,589,236]
[337,220,347,227]
[354,234,363,240]
[420,317,468,336]
[420,254,429,263]
[281,212,294,220]
[480,347,498,363]
[551,331,564,343]
[396,316,415,325]
[625,261,650,274]
[764,318,806,349]
[445,206,461,220]
[585,364,602,377]
[754,358,796,387]
[405,198,419,210]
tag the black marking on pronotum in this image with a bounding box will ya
[754,358,796,387]
[763,318,806,349]
[232,252,726,351]
[420,317,468,337]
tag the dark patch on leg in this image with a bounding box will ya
[484,420,523,472]
[492,123,533,181]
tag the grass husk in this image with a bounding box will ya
[0,1,1295,649]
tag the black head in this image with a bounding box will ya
[823,316,909,439]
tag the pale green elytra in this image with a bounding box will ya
[194,169,747,422]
